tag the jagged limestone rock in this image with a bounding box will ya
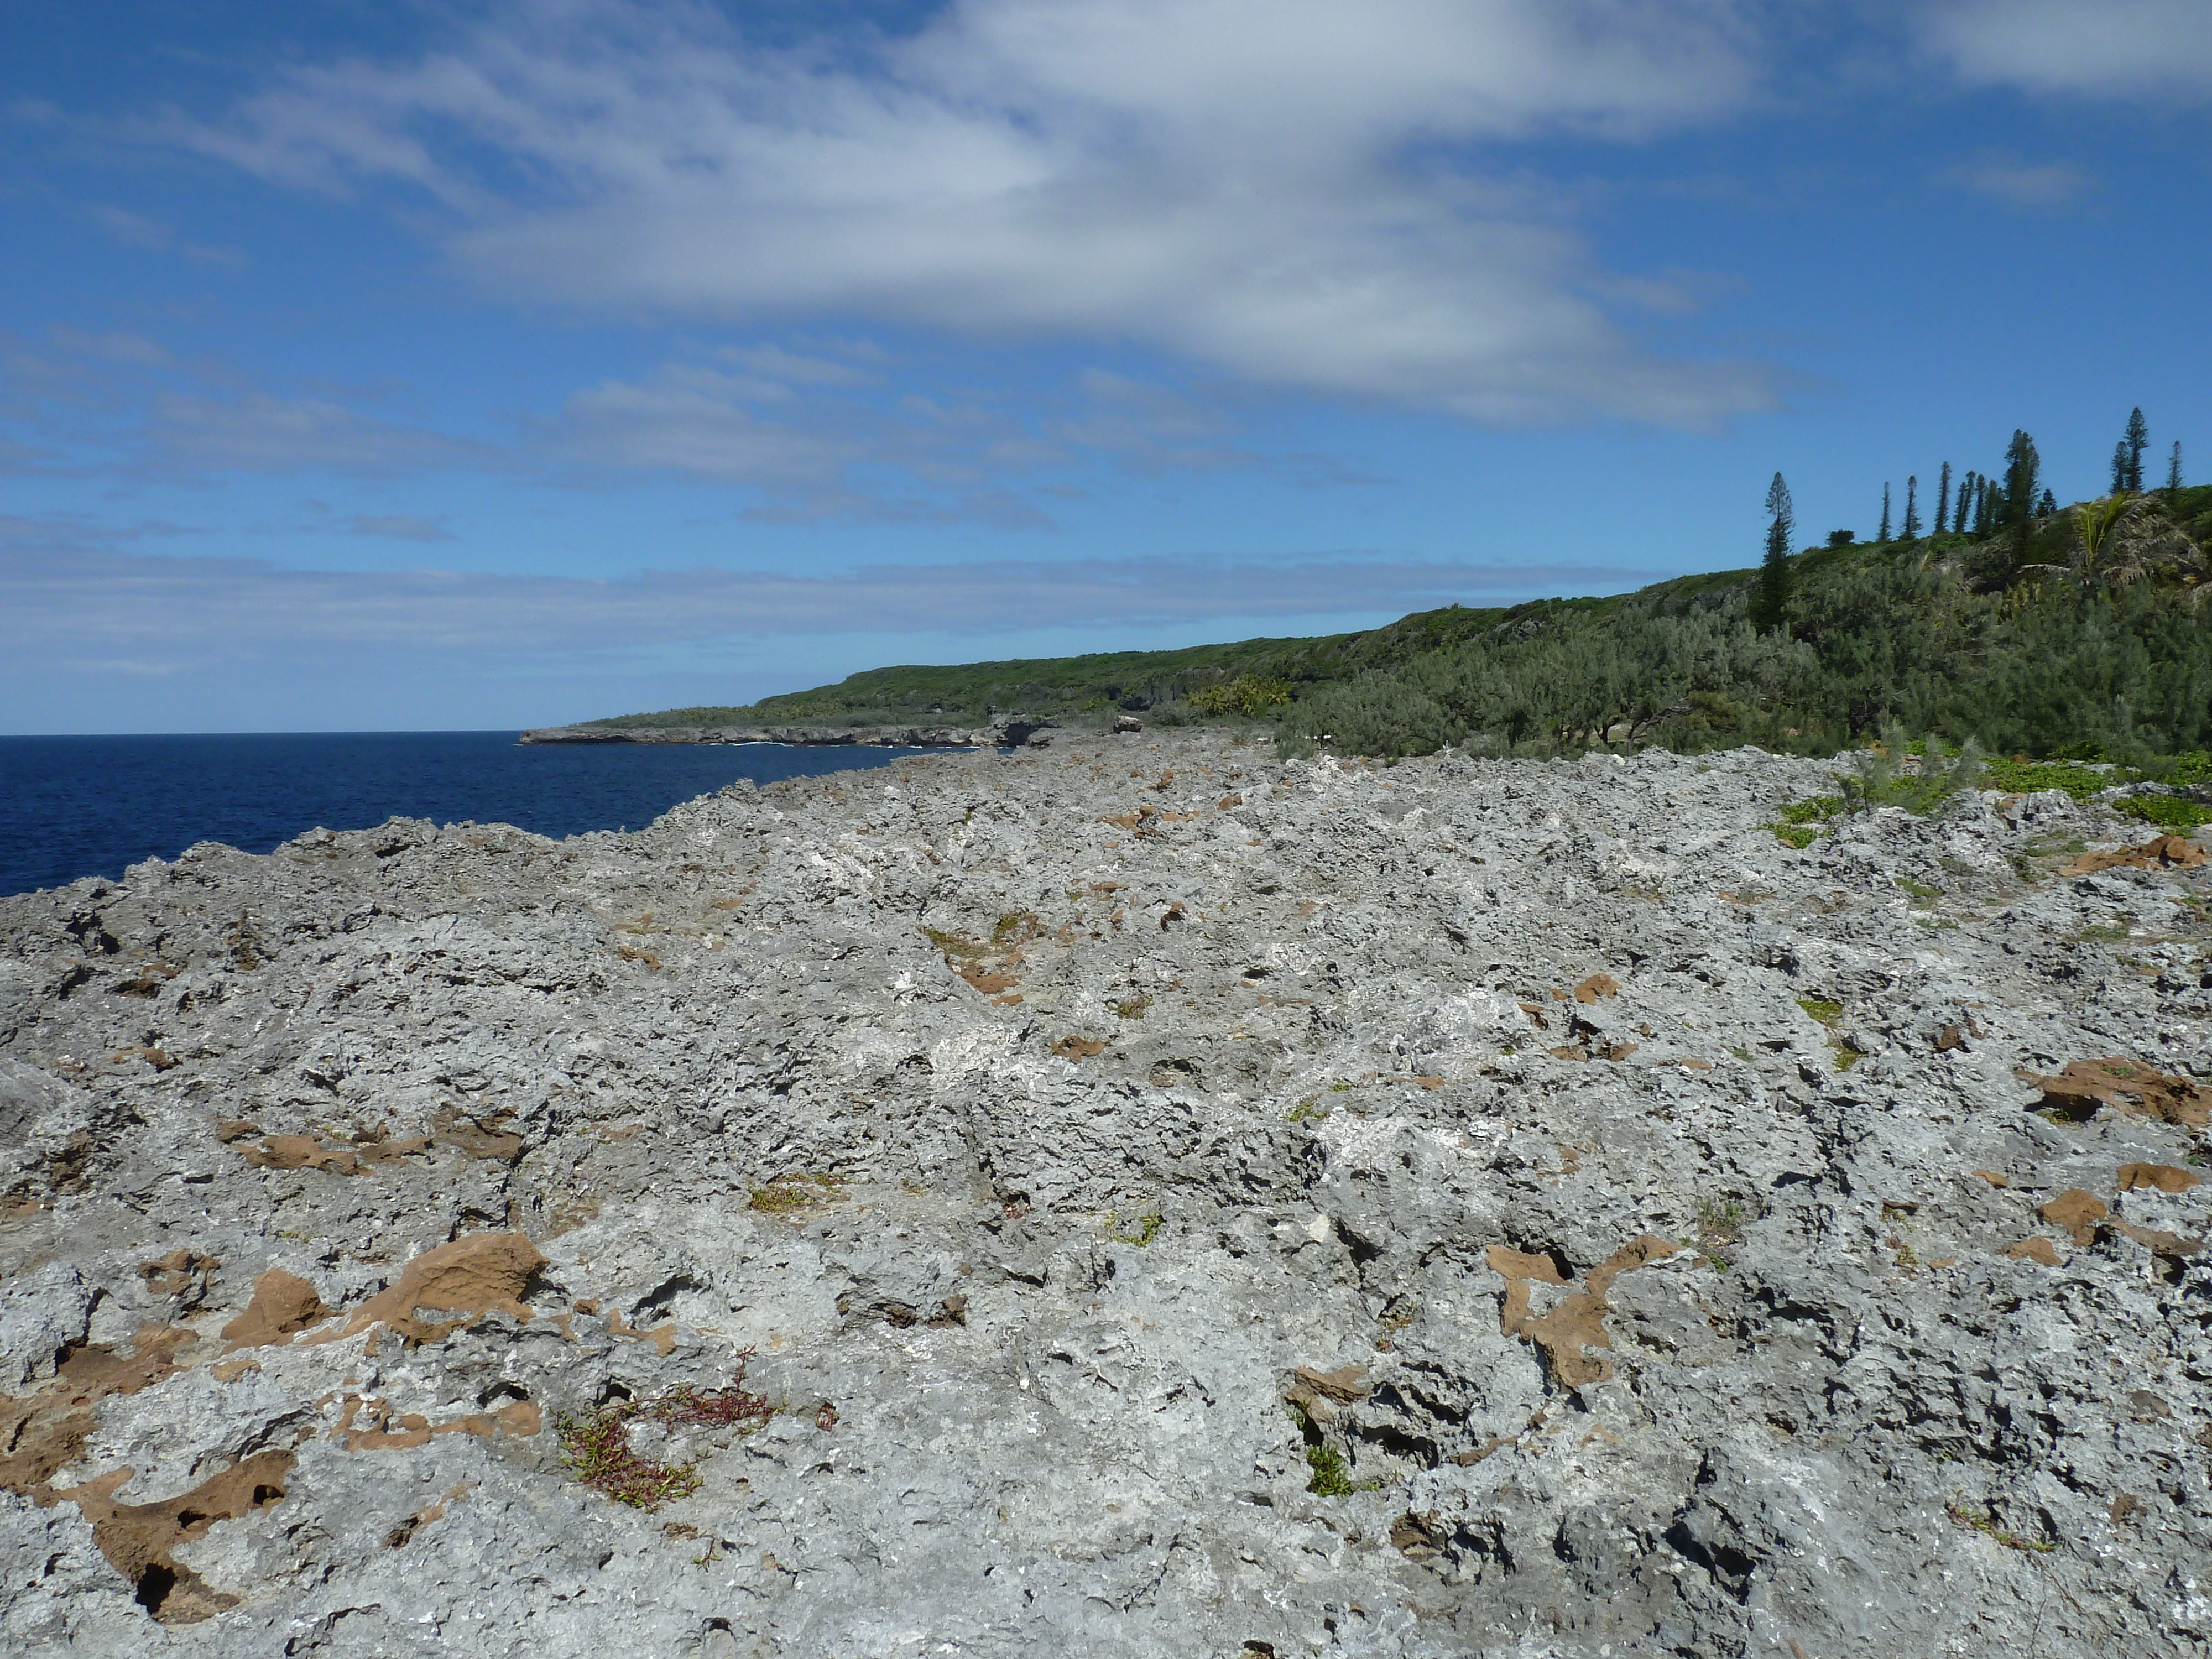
[0,733,2207,1656]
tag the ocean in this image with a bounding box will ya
[0,732,928,899]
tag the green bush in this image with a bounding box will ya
[2120,794,2212,830]
[1188,674,1295,718]
[1980,759,2114,797]
[1270,512,2212,766]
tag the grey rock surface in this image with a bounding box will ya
[0,732,2206,1657]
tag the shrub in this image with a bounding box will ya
[1190,674,1295,718]
[2120,794,2212,830]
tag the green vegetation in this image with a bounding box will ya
[2120,794,2212,830]
[1947,1499,2056,1553]
[1767,792,1842,847]
[1694,1197,1744,1272]
[749,1172,843,1214]
[1188,673,1294,717]
[580,469,2212,774]
[579,608,1511,731]
[558,1366,779,1510]
[1981,758,2114,797]
[1107,1209,1164,1246]
[1304,1442,1356,1498]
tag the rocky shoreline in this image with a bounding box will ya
[518,717,1065,750]
[1,731,2208,1656]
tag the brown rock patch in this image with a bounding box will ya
[1485,1246,1568,1286]
[2117,1162,2203,1193]
[2105,1220,2205,1262]
[1573,973,1621,1004]
[607,1308,678,1356]
[2038,1188,2108,1245]
[138,1249,217,1301]
[2006,1237,2062,1266]
[1490,1234,1680,1387]
[56,1451,294,1623]
[0,1325,256,1624]
[336,1395,541,1452]
[1051,1036,1105,1059]
[2022,1058,2212,1129]
[2064,834,2207,874]
[221,1269,329,1350]
[312,1232,547,1350]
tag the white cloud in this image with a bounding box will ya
[1921,1,2212,99]
[172,0,1780,427]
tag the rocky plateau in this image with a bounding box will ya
[1,731,2208,1657]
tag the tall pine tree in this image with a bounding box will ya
[1973,473,1992,536]
[1879,482,1891,541]
[2112,439,2132,495]
[2169,441,2184,499]
[2002,429,2042,570]
[2124,408,2150,492]
[1902,474,1921,539]
[1955,472,1974,533]
[1752,472,1793,633]
[1936,461,1952,534]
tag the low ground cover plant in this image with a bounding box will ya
[558,1364,781,1511]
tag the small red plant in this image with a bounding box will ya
[558,1357,780,1511]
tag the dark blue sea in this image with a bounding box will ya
[0,732,928,899]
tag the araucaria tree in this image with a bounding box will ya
[2002,429,2042,567]
[2170,441,2185,499]
[2001,431,2040,528]
[2123,408,2150,493]
[1902,475,1921,539]
[1752,472,1793,633]
[1936,462,1952,533]
[1879,482,1892,541]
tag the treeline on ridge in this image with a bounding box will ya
[584,414,2212,768]
[1276,481,2212,761]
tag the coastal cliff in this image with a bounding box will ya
[1,732,2207,1656]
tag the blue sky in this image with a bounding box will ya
[4,0,2209,732]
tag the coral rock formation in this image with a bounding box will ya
[1,733,2208,1656]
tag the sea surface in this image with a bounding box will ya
[0,732,929,899]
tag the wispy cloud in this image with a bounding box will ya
[86,203,248,269]
[0,525,1666,679]
[168,0,1781,429]
[1936,153,2090,208]
[340,513,458,542]
[1919,0,2212,100]
[149,391,503,477]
